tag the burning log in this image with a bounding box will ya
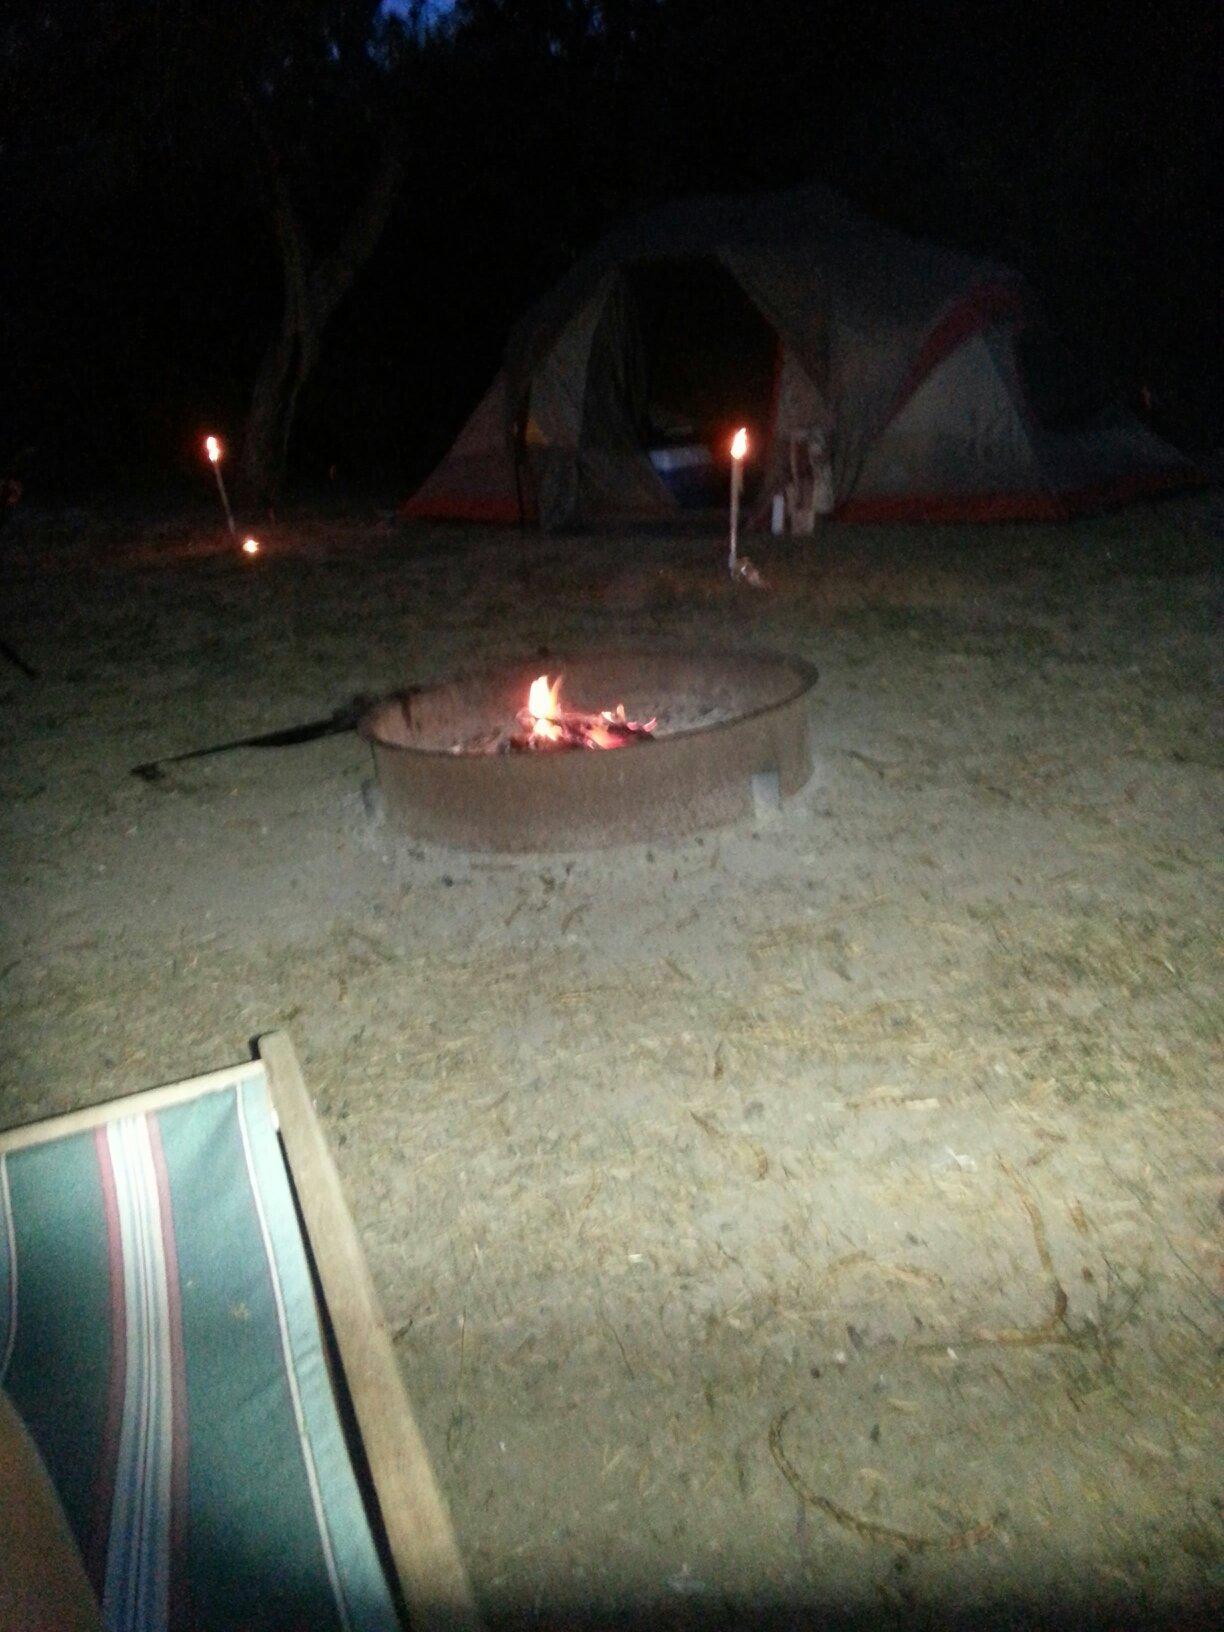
[508,700,656,752]
[452,674,656,755]
[512,673,655,752]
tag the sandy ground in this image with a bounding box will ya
[1,496,1221,1629]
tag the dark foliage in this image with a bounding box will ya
[0,0,1218,499]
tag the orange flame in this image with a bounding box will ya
[205,435,221,464]
[242,536,260,555]
[527,674,564,742]
[730,426,749,461]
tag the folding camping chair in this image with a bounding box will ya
[0,1033,480,1632]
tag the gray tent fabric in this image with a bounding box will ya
[403,185,1197,528]
[405,371,520,524]
[854,329,1035,503]
[529,272,675,523]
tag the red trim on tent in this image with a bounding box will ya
[400,494,528,524]
[839,490,1063,523]
[837,464,1201,525]
[887,279,1027,423]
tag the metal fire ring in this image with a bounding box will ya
[359,650,817,853]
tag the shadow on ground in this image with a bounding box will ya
[473,1587,1223,1631]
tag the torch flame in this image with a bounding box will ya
[205,435,221,464]
[242,536,260,555]
[526,674,564,741]
[730,426,748,461]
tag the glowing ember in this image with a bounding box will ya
[205,435,222,464]
[730,426,749,461]
[241,536,260,555]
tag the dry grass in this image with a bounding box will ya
[0,493,1220,1621]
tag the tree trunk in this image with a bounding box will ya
[240,140,401,507]
[242,323,313,510]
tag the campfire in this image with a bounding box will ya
[360,651,817,851]
[457,673,656,755]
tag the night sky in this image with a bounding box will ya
[1,0,1218,500]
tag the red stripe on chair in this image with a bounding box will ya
[88,1125,128,1600]
[148,1116,190,1632]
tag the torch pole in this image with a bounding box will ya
[729,459,742,578]
[212,463,236,537]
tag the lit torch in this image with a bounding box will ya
[729,426,748,577]
[204,435,236,538]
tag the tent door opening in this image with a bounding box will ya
[625,257,779,510]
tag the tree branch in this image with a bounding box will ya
[267,158,311,333]
[309,139,404,322]
[236,80,311,330]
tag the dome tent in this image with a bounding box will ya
[403,185,1196,530]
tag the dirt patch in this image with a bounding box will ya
[1,497,1220,1627]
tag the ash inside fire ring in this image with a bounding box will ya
[359,651,817,852]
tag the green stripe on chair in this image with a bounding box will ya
[4,1134,113,1553]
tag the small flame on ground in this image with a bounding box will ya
[730,426,749,461]
[205,435,221,464]
[242,536,260,555]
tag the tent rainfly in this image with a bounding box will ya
[403,186,1196,531]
